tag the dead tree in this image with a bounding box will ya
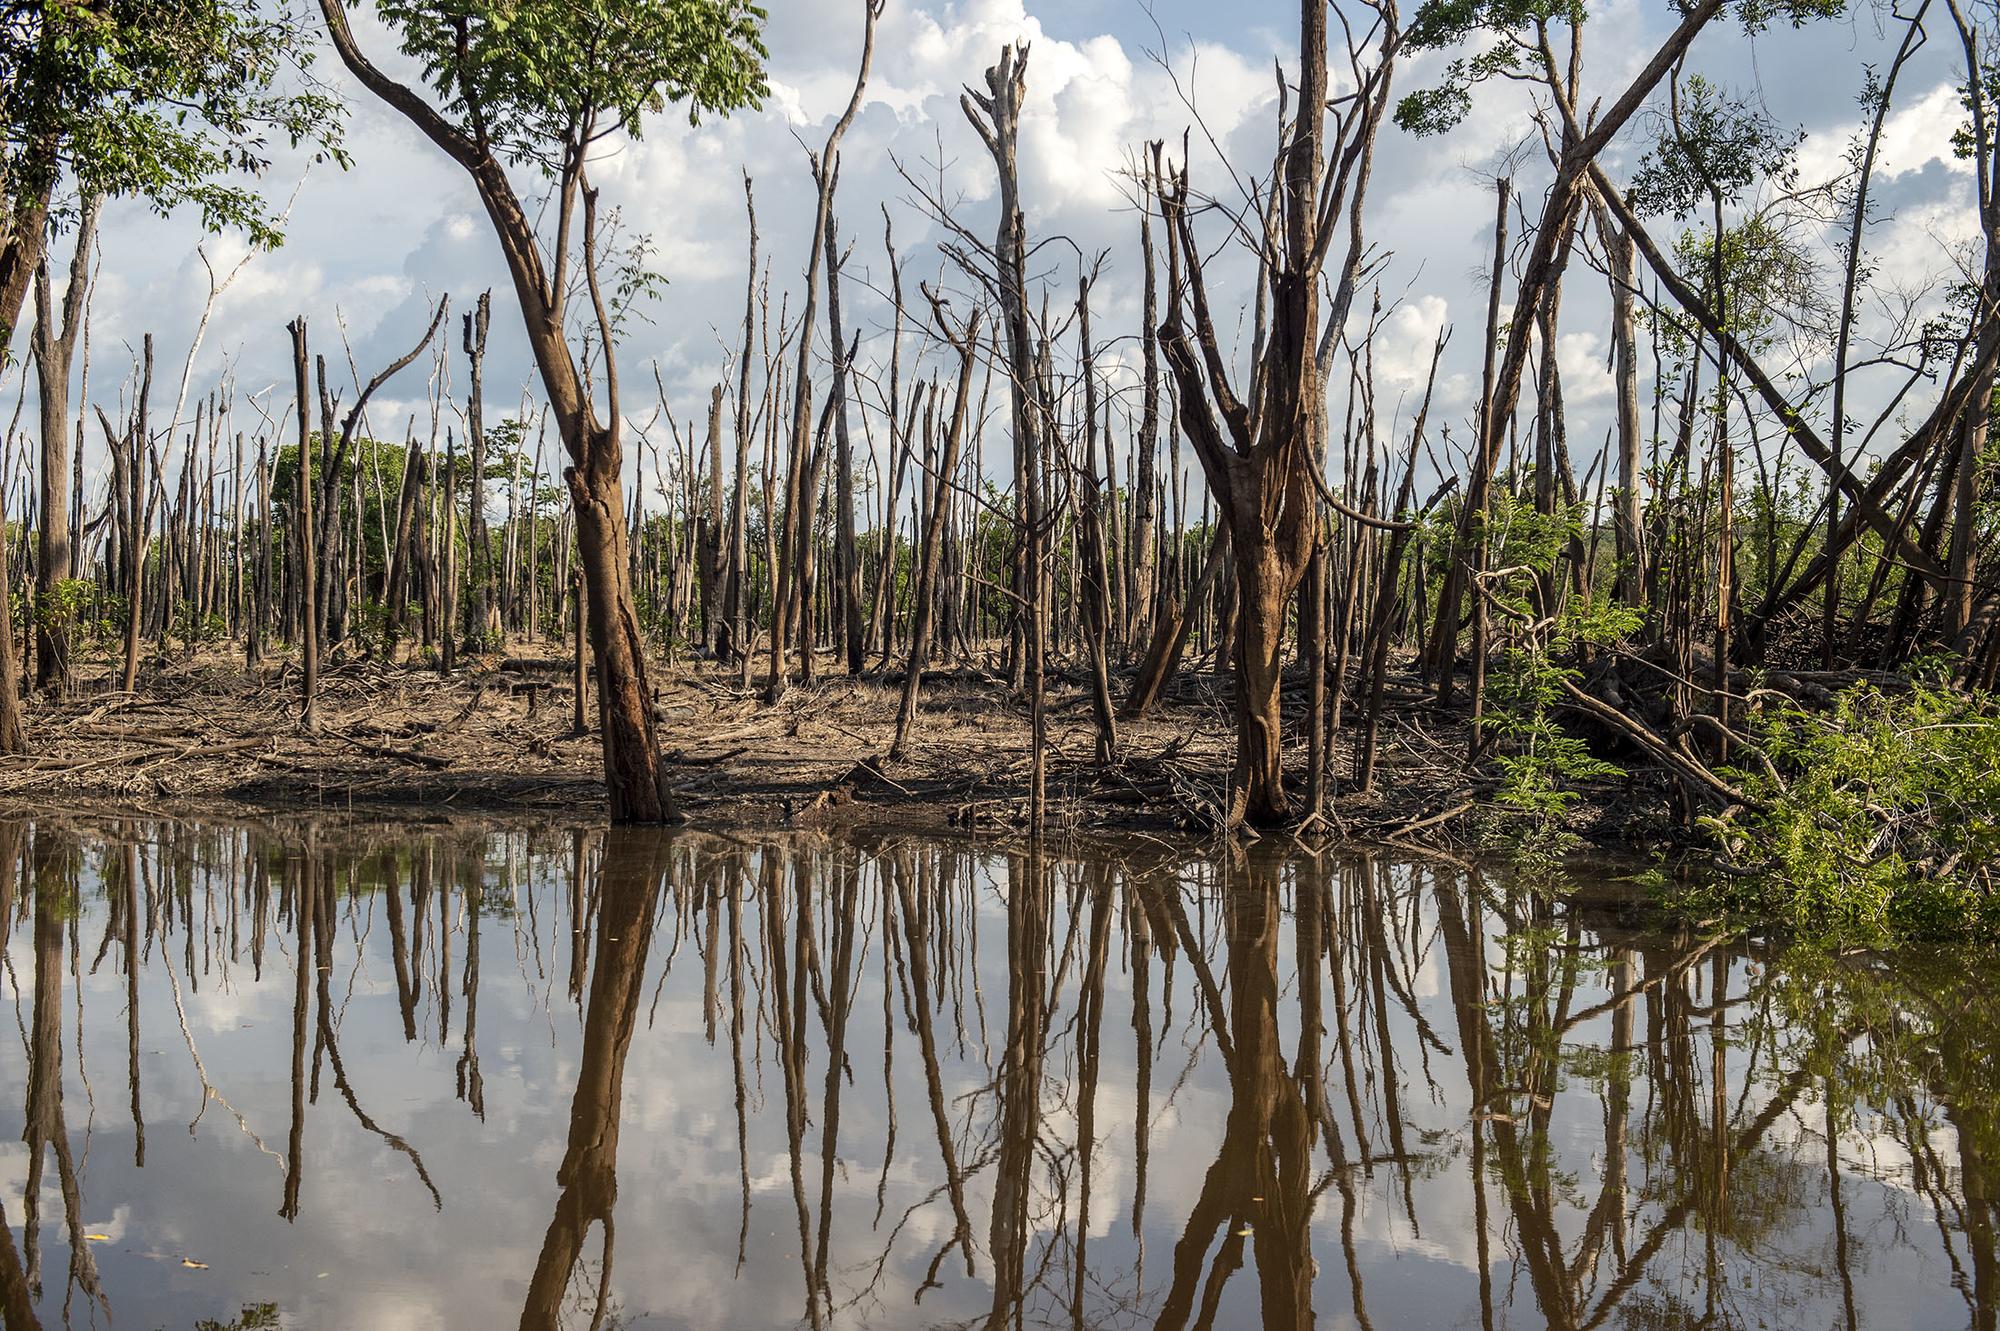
[29,195,98,693]
[722,173,758,668]
[290,319,318,725]
[1156,1,1398,825]
[462,290,495,648]
[0,493,23,751]
[1588,200,1647,606]
[766,0,882,703]
[1075,268,1118,764]
[866,207,913,667]
[1128,147,1164,653]
[824,214,866,674]
[890,296,982,761]
[96,337,158,695]
[963,43,1053,829]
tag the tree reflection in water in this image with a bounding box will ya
[0,819,1993,1330]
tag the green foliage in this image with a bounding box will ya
[1,0,346,240]
[1474,491,1643,864]
[1395,0,1844,137]
[1695,671,2000,939]
[1666,215,1827,345]
[32,576,120,642]
[1486,592,1643,866]
[1627,75,1802,220]
[369,0,769,170]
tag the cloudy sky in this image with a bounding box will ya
[11,0,1982,514]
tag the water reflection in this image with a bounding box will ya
[0,819,1994,1329]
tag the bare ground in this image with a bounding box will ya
[0,641,1668,851]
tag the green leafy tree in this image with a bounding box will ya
[317,0,766,824]
[0,0,344,358]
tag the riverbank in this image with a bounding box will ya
[0,642,1615,849]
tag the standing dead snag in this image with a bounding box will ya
[290,319,318,726]
[316,0,768,822]
[961,46,1041,706]
[1075,268,1118,765]
[0,487,22,751]
[462,290,496,650]
[889,296,983,762]
[1128,145,1165,655]
[961,43,1055,829]
[767,0,882,703]
[697,382,727,657]
[93,336,158,698]
[721,172,758,670]
[1156,1,1399,826]
[30,195,99,695]
[824,215,866,675]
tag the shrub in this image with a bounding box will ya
[1696,668,2000,939]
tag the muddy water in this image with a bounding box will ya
[0,820,1993,1330]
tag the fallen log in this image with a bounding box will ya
[1557,678,1754,810]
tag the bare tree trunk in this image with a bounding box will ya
[1129,148,1164,653]
[30,196,98,694]
[440,426,459,675]
[291,320,318,725]
[1076,272,1118,764]
[383,438,427,656]
[965,45,1052,827]
[463,291,495,648]
[824,215,866,674]
[1434,177,1510,704]
[1152,0,1397,825]
[1357,331,1444,791]
[700,383,725,655]
[1592,206,1647,605]
[572,568,588,734]
[723,173,758,670]
[890,304,981,760]
[0,507,24,752]
[766,0,880,703]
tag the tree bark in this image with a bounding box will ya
[463,291,496,648]
[890,303,981,760]
[316,0,677,820]
[30,196,98,693]
[292,320,319,726]
[824,216,866,674]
